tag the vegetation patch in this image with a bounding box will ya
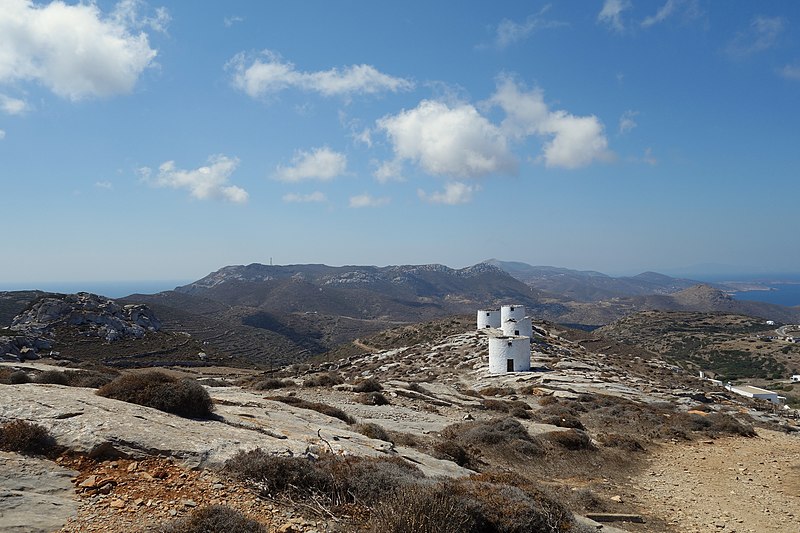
[267,395,355,424]
[158,505,266,533]
[97,371,214,418]
[353,378,383,393]
[0,419,58,456]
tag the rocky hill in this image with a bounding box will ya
[486,259,702,301]
[1,315,798,532]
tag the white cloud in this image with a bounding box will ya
[642,0,678,27]
[490,77,611,169]
[727,16,785,58]
[780,64,800,80]
[493,6,567,49]
[0,93,28,115]
[0,0,159,101]
[112,0,170,34]
[619,110,638,134]
[94,180,113,189]
[282,191,326,203]
[229,50,413,99]
[377,100,517,178]
[224,15,244,28]
[598,0,631,32]
[418,181,478,205]
[643,147,657,166]
[0,130,5,140]
[374,159,405,183]
[275,147,347,182]
[349,193,389,208]
[148,155,248,203]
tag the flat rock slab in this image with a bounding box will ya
[0,452,78,532]
[0,384,472,479]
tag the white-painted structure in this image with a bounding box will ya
[725,384,784,405]
[791,375,800,383]
[502,316,533,338]
[501,304,526,323]
[477,309,501,329]
[488,336,531,373]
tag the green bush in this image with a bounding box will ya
[97,371,214,419]
[158,505,266,533]
[0,420,57,456]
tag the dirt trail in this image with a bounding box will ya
[634,429,800,532]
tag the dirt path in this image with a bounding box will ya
[634,429,800,532]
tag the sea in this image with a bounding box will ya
[698,274,800,308]
[0,280,190,299]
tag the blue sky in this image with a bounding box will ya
[1,0,799,284]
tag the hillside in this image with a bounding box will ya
[486,259,701,301]
[594,310,800,383]
[1,314,798,532]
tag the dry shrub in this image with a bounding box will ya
[267,395,355,424]
[540,415,585,430]
[450,474,575,533]
[441,417,545,459]
[0,420,57,456]
[406,382,433,395]
[35,370,69,385]
[253,378,294,390]
[479,386,515,397]
[673,412,756,438]
[224,449,332,498]
[353,378,383,393]
[460,388,482,398]
[368,483,477,533]
[546,430,595,451]
[303,372,343,388]
[510,407,532,420]
[357,392,390,406]
[598,433,645,452]
[568,487,609,513]
[9,370,32,384]
[158,505,266,533]
[225,449,422,506]
[356,422,392,442]
[97,371,214,419]
[538,394,560,406]
[482,399,510,412]
[64,370,117,388]
[432,440,473,467]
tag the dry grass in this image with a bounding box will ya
[267,395,355,424]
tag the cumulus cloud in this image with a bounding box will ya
[275,147,347,182]
[94,180,113,189]
[780,64,800,80]
[490,77,611,169]
[377,100,517,178]
[727,16,785,58]
[374,159,405,183]
[146,155,248,203]
[376,78,611,178]
[0,0,160,101]
[642,0,678,27]
[493,6,567,49]
[618,110,638,134]
[418,181,478,205]
[349,193,389,208]
[598,0,631,32]
[228,51,413,99]
[0,94,28,115]
[282,191,326,203]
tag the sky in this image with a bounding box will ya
[1,0,799,285]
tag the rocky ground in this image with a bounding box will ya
[1,323,799,532]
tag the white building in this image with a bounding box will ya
[488,336,531,373]
[502,316,533,338]
[478,304,534,374]
[477,309,501,329]
[725,384,783,405]
[791,375,800,383]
